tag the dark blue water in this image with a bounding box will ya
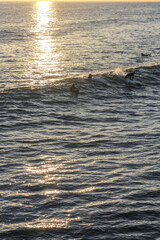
[0,2,160,240]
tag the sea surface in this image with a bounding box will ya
[0,1,160,240]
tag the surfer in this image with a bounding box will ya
[125,71,135,80]
[70,83,79,96]
[88,73,92,79]
[141,53,151,57]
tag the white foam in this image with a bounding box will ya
[112,68,126,78]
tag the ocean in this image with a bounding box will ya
[0,1,160,239]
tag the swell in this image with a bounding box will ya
[0,63,160,100]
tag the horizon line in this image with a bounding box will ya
[0,0,160,2]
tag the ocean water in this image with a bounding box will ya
[0,1,160,239]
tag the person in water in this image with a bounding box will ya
[125,71,135,80]
[88,73,92,79]
[141,53,151,57]
[70,83,79,95]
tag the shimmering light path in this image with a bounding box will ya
[0,2,160,240]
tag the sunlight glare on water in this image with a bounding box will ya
[29,1,62,86]
[36,1,51,29]
[25,154,80,231]
[0,2,160,239]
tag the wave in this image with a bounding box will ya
[93,63,160,87]
[0,63,160,98]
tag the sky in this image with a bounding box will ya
[0,0,160,2]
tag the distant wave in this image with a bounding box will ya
[0,63,159,98]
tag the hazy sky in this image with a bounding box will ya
[0,0,160,2]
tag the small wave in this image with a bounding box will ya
[111,67,126,78]
[0,63,159,100]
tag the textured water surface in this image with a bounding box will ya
[0,2,160,240]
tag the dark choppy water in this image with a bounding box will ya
[0,2,160,240]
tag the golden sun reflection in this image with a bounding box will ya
[26,218,69,230]
[26,155,63,194]
[36,1,51,30]
[25,154,82,230]
[30,1,61,86]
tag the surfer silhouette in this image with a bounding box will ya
[70,83,79,96]
[88,73,92,79]
[141,53,151,57]
[125,71,135,80]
